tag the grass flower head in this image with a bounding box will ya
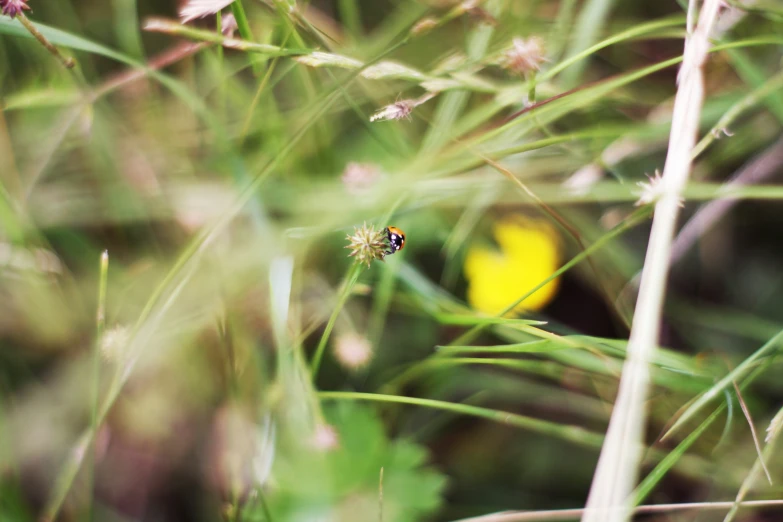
[500,36,546,76]
[333,333,373,371]
[1,0,30,18]
[311,422,339,451]
[341,162,383,195]
[635,169,683,207]
[345,222,387,267]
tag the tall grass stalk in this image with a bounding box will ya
[87,250,109,521]
[310,262,364,380]
[450,500,783,522]
[318,391,605,448]
[581,1,722,520]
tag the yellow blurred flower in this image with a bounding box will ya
[464,217,560,315]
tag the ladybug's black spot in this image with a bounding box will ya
[385,227,406,255]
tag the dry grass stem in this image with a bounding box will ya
[581,1,723,521]
[453,500,783,522]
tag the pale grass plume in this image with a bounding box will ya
[412,16,439,35]
[499,36,546,76]
[296,52,427,82]
[581,1,723,521]
[362,61,427,81]
[370,92,436,122]
[100,325,131,362]
[179,0,234,23]
[295,52,363,69]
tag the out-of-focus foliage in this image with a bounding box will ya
[271,403,445,522]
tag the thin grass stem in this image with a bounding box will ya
[310,262,364,380]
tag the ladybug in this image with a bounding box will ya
[385,226,406,256]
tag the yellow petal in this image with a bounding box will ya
[464,218,560,315]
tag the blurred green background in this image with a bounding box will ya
[2,0,783,520]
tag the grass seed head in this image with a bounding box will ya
[333,333,373,371]
[311,423,339,451]
[500,36,546,76]
[346,222,387,267]
[635,170,683,207]
[341,162,383,195]
[100,325,131,362]
[370,99,414,122]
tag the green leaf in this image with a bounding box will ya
[266,403,446,522]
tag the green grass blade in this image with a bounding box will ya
[663,329,783,440]
[558,0,619,87]
[318,391,605,448]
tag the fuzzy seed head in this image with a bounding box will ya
[179,0,234,23]
[100,325,131,362]
[412,17,439,35]
[333,333,373,371]
[500,36,546,76]
[635,170,664,206]
[1,0,30,18]
[345,222,387,267]
[311,423,339,451]
[370,99,414,122]
[341,162,383,195]
[635,169,683,207]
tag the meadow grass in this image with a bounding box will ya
[1,0,783,521]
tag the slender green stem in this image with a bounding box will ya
[143,18,307,56]
[692,68,783,159]
[310,262,364,380]
[240,31,293,141]
[216,11,225,116]
[231,0,262,74]
[337,0,361,40]
[88,250,109,522]
[378,467,384,522]
[319,391,605,448]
